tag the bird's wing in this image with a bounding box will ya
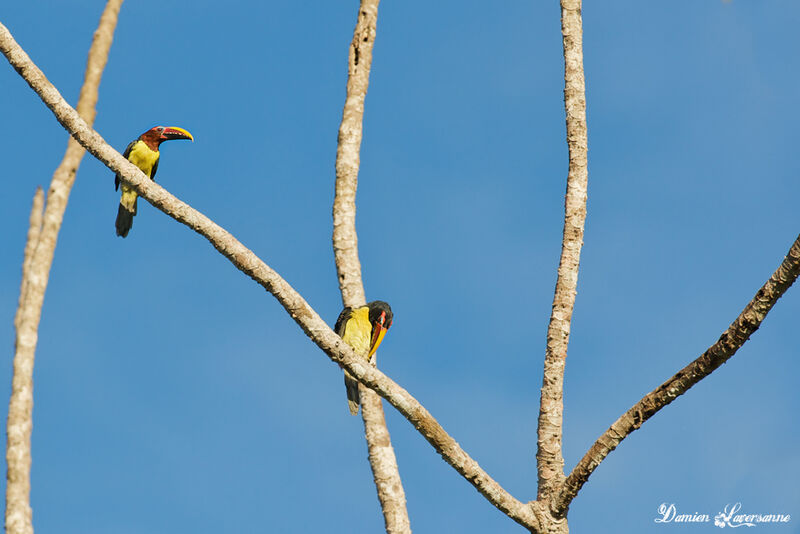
[150,155,160,182]
[115,140,137,191]
[334,307,353,337]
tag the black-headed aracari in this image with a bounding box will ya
[114,126,193,237]
[334,300,393,416]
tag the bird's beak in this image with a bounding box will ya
[368,324,388,359]
[161,126,194,141]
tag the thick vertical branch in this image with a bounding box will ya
[333,2,374,307]
[6,189,43,534]
[13,189,44,333]
[6,3,123,533]
[332,2,411,533]
[360,393,410,532]
[537,0,588,502]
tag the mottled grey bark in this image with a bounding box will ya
[333,1,375,308]
[13,189,43,334]
[6,189,43,534]
[537,0,588,507]
[5,3,123,534]
[332,2,411,532]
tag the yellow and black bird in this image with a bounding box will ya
[334,300,393,415]
[114,126,193,237]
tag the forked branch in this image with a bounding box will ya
[0,23,543,532]
[550,232,800,516]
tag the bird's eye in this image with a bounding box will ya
[379,312,386,325]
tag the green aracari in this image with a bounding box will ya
[334,301,393,415]
[114,126,193,237]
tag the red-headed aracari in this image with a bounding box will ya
[114,126,193,237]
[334,300,393,415]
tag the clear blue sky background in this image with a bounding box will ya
[1,1,799,533]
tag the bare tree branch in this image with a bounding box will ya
[13,189,43,333]
[0,22,545,533]
[5,3,123,533]
[549,232,800,516]
[333,1,373,307]
[537,0,588,501]
[360,393,410,532]
[6,188,43,534]
[538,1,800,520]
[332,2,411,532]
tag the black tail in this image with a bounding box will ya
[344,371,360,415]
[115,203,135,238]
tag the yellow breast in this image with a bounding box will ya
[341,307,373,359]
[127,140,160,178]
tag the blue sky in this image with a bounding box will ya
[1,1,799,532]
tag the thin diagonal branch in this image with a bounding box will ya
[333,2,409,532]
[5,3,123,534]
[550,234,800,516]
[0,23,544,532]
[537,0,588,501]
